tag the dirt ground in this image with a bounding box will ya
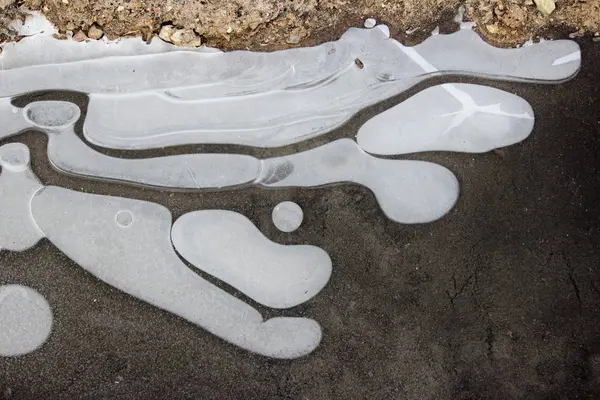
[0,0,599,50]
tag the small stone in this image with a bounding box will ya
[354,57,364,69]
[72,30,87,42]
[116,5,125,12]
[61,0,68,4]
[593,36,600,42]
[0,0,15,9]
[170,29,202,47]
[364,18,376,28]
[159,25,175,42]
[493,148,506,158]
[88,24,103,40]
[569,31,583,39]
[486,24,499,34]
[533,0,555,15]
[226,26,232,34]
[286,34,300,45]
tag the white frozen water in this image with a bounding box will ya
[258,139,460,224]
[77,27,580,149]
[31,185,322,359]
[356,84,535,155]
[0,101,261,189]
[0,143,44,252]
[272,201,304,232]
[0,284,53,357]
[0,14,580,149]
[0,142,324,358]
[0,102,457,224]
[172,210,330,309]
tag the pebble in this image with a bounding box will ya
[158,25,175,42]
[170,28,202,47]
[116,5,125,12]
[159,25,202,47]
[364,18,376,29]
[88,24,104,40]
[533,0,555,16]
[72,30,87,42]
[286,34,300,45]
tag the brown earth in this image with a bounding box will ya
[0,0,599,50]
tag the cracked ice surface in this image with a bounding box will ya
[356,84,535,155]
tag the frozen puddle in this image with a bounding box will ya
[0,13,583,358]
[0,285,53,357]
[81,28,579,149]
[1,143,323,358]
[260,139,459,224]
[0,101,459,223]
[0,13,580,149]
[172,210,330,308]
[357,84,535,155]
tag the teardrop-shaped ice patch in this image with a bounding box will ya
[357,83,535,155]
[172,210,332,309]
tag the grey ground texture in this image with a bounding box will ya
[0,41,599,400]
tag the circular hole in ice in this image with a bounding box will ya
[0,285,53,357]
[115,210,133,227]
[272,201,304,233]
[23,101,81,130]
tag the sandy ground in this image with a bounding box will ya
[0,0,599,49]
[0,37,598,399]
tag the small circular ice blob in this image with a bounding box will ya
[116,210,133,227]
[272,201,304,233]
[0,285,53,357]
[0,143,30,172]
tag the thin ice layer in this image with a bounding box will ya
[172,210,331,309]
[46,127,261,189]
[31,185,321,359]
[1,102,457,224]
[259,139,460,224]
[80,28,579,149]
[0,284,53,357]
[357,83,535,155]
[0,100,261,189]
[0,143,44,251]
[0,15,580,148]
